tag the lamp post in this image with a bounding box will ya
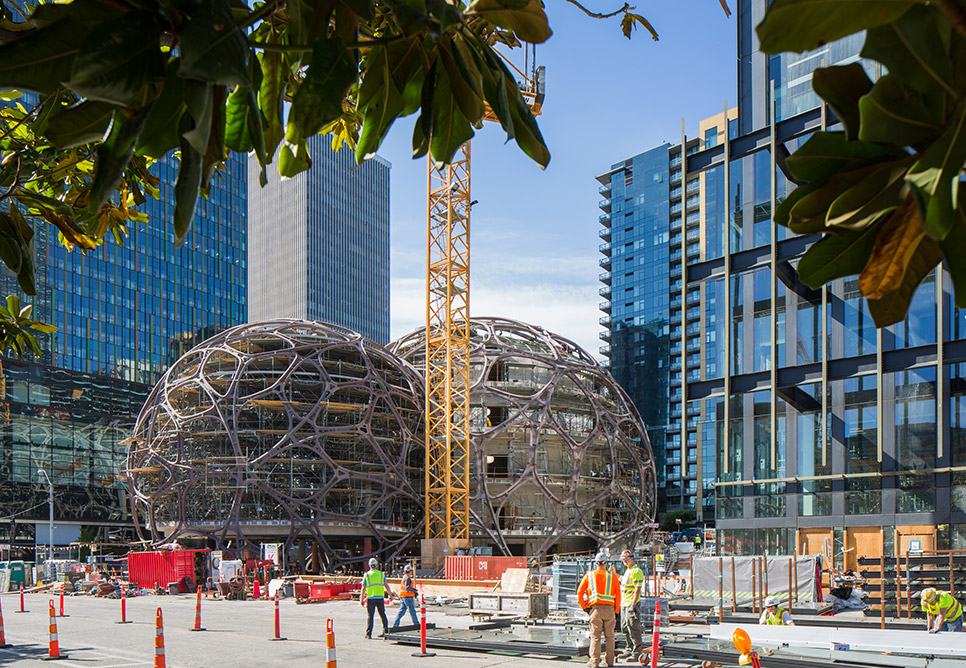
[37,469,53,570]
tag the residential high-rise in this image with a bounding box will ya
[0,150,247,554]
[247,136,390,344]
[603,0,962,568]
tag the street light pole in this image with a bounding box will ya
[38,469,52,570]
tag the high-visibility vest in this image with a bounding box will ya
[922,592,964,622]
[363,569,386,599]
[620,565,644,608]
[400,574,417,598]
[765,607,790,625]
[587,568,617,606]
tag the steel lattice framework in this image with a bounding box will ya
[392,317,657,556]
[425,145,472,541]
[126,320,424,568]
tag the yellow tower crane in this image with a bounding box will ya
[423,50,545,544]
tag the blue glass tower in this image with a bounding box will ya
[0,149,248,554]
[247,135,390,344]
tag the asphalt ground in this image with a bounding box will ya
[0,593,681,668]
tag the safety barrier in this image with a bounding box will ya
[270,595,286,641]
[190,586,205,631]
[0,593,12,648]
[647,599,660,668]
[154,608,165,668]
[325,618,336,668]
[44,599,65,661]
[117,585,132,624]
[58,592,68,618]
[411,594,435,658]
[16,584,26,613]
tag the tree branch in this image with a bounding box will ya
[561,0,631,20]
[937,0,966,37]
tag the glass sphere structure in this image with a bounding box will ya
[127,320,424,567]
[391,317,657,556]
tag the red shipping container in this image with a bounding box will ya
[128,550,210,592]
[444,556,526,581]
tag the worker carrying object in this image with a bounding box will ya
[617,549,645,663]
[577,552,621,668]
[391,564,419,628]
[921,587,964,633]
[360,557,396,639]
[759,595,795,626]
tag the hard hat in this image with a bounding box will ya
[922,587,938,604]
[764,596,780,607]
[404,564,413,572]
[594,552,607,563]
[368,557,378,567]
[621,549,633,559]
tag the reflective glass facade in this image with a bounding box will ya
[602,0,966,559]
[0,145,248,553]
[248,136,390,344]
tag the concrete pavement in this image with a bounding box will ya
[0,592,596,668]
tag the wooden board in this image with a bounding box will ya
[500,568,529,593]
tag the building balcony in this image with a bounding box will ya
[599,330,611,341]
[599,271,611,285]
[599,227,611,242]
[599,285,611,299]
[686,180,700,194]
[599,213,611,225]
[686,291,700,304]
[599,256,611,270]
[598,300,611,313]
[600,345,610,356]
[686,228,700,241]
[598,199,611,213]
[599,315,611,327]
[599,242,611,254]
[669,264,682,278]
[598,183,612,196]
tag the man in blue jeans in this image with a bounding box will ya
[392,564,420,627]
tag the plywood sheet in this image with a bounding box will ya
[500,568,529,593]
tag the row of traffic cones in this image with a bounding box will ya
[0,588,340,667]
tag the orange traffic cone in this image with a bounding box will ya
[154,608,165,668]
[0,594,12,648]
[325,618,336,668]
[190,586,205,631]
[253,579,261,600]
[42,600,66,661]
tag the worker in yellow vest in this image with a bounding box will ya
[577,553,621,668]
[361,557,396,639]
[759,596,795,626]
[921,587,964,633]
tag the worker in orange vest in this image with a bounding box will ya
[577,552,621,668]
[391,564,420,628]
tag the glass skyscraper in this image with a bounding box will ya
[247,135,390,344]
[0,150,247,554]
[603,0,961,569]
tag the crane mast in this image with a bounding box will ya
[424,49,545,546]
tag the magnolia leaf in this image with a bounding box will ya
[0,19,87,95]
[798,222,883,289]
[178,0,250,86]
[825,159,912,230]
[438,38,484,123]
[466,0,552,45]
[621,13,659,41]
[430,68,474,165]
[862,5,955,96]
[290,37,356,140]
[67,11,164,105]
[785,132,903,183]
[87,107,151,215]
[906,104,966,240]
[278,139,312,178]
[812,64,872,141]
[43,100,115,149]
[257,50,286,163]
[788,167,874,233]
[182,79,213,155]
[859,196,938,300]
[858,74,943,147]
[355,46,405,163]
[136,59,188,157]
[173,124,202,245]
[775,183,824,229]
[757,0,919,54]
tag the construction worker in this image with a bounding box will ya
[391,564,419,628]
[361,556,396,639]
[577,552,621,668]
[759,595,795,626]
[617,549,645,663]
[921,587,964,633]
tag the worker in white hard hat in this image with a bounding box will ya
[759,595,795,626]
[391,564,420,628]
[577,552,621,668]
[921,587,963,633]
[361,556,396,639]
[617,549,645,662]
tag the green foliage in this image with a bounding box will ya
[0,0,730,356]
[658,509,695,533]
[758,2,966,326]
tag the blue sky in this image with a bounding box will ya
[380,3,737,355]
